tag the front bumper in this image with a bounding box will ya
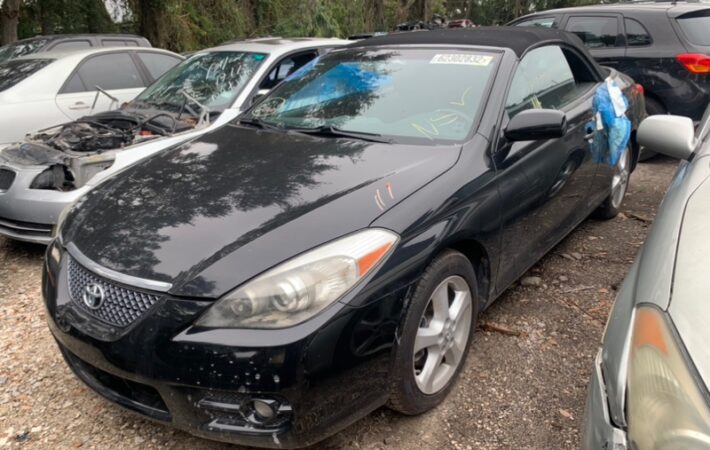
[43,243,403,448]
[582,350,628,450]
[0,163,88,244]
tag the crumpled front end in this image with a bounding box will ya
[0,108,202,244]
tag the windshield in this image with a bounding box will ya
[0,58,52,92]
[133,51,268,112]
[0,38,49,63]
[247,48,499,143]
[677,10,710,46]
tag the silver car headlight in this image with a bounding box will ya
[195,228,399,329]
[627,305,710,449]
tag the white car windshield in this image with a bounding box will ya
[132,51,268,112]
[0,38,49,63]
[0,58,52,92]
[247,48,499,143]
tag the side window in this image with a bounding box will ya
[514,16,558,29]
[64,53,144,93]
[50,40,92,51]
[101,39,128,47]
[624,18,652,47]
[101,39,140,47]
[259,51,318,90]
[137,52,182,79]
[506,46,593,118]
[566,16,620,48]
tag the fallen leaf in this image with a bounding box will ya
[559,409,573,420]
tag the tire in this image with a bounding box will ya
[388,250,479,415]
[639,97,665,162]
[594,145,632,220]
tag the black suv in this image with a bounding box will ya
[0,34,152,63]
[510,3,710,122]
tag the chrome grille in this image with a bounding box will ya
[0,168,15,190]
[68,256,161,327]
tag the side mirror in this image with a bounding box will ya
[505,109,568,142]
[638,115,696,160]
[251,88,270,105]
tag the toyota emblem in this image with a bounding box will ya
[82,283,105,310]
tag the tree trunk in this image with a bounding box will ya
[1,0,21,45]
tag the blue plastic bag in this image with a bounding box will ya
[592,80,631,166]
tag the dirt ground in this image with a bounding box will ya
[0,156,677,450]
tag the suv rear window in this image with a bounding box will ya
[0,58,52,92]
[677,10,710,46]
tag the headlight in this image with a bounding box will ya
[195,228,398,329]
[627,305,710,449]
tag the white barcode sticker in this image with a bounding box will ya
[430,54,493,66]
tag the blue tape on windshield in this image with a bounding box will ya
[282,62,392,110]
[592,79,631,166]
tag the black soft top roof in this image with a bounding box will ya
[348,26,585,57]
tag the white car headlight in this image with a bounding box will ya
[195,228,399,329]
[627,306,710,449]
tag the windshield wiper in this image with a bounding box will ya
[237,117,286,132]
[289,125,392,143]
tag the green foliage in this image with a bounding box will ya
[12,0,618,51]
[19,0,117,37]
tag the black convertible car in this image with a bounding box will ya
[44,28,644,448]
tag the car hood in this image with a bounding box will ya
[63,124,461,298]
[668,174,710,388]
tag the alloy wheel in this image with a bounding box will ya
[413,275,473,395]
[611,148,631,209]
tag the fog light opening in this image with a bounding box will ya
[252,399,276,421]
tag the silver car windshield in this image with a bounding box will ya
[0,58,52,92]
[248,48,499,143]
[133,51,268,112]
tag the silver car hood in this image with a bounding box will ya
[669,173,710,387]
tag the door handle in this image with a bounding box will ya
[68,102,90,110]
[584,130,597,140]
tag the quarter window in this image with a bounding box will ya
[506,46,590,118]
[137,52,182,79]
[65,53,144,93]
[566,16,620,48]
[625,18,652,47]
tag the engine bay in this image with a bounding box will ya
[0,109,202,191]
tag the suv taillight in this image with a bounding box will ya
[676,53,710,74]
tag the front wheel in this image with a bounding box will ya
[388,250,479,415]
[594,145,631,220]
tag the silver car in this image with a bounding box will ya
[583,105,710,449]
[0,37,348,244]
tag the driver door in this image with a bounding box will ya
[493,45,603,290]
